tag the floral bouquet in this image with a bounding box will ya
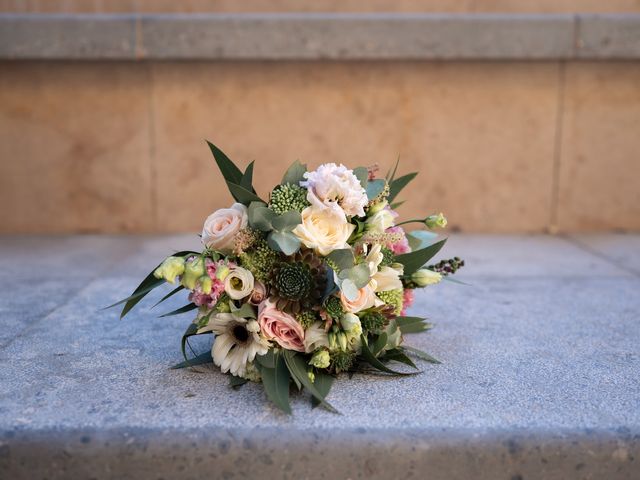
[111,142,464,413]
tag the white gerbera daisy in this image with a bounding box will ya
[198,312,269,377]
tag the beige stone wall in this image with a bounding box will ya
[1,0,639,13]
[0,60,638,233]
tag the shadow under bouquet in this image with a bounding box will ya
[112,142,464,413]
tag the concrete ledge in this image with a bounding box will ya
[0,13,639,60]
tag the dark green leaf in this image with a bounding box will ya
[395,238,447,275]
[229,375,249,389]
[396,316,433,334]
[207,141,243,185]
[104,277,164,312]
[382,349,418,369]
[443,276,471,286]
[390,201,405,210]
[372,332,388,356]
[388,172,418,203]
[402,345,441,364]
[260,353,292,414]
[159,303,198,318]
[311,372,335,408]
[226,181,265,205]
[240,161,256,192]
[152,285,185,308]
[255,350,276,369]
[181,322,204,364]
[282,351,339,413]
[386,156,400,182]
[272,210,302,231]
[281,160,307,185]
[359,335,416,375]
[365,179,386,200]
[353,167,369,189]
[171,350,212,369]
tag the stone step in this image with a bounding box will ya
[0,234,638,479]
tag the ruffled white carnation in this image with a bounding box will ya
[301,163,368,217]
[303,322,330,353]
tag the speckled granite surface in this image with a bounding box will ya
[0,234,638,479]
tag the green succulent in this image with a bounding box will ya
[272,262,312,300]
[269,184,310,215]
[323,296,345,320]
[360,310,387,333]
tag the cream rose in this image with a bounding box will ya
[201,203,248,254]
[365,209,395,233]
[223,266,254,300]
[292,206,355,256]
[340,284,377,313]
[258,299,305,352]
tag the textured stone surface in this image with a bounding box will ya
[1,13,640,60]
[0,234,639,478]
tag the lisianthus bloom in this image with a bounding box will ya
[198,313,269,378]
[182,256,206,290]
[223,266,254,300]
[292,206,355,256]
[425,212,447,229]
[304,322,330,353]
[364,243,383,276]
[366,209,395,234]
[309,349,330,369]
[411,268,442,287]
[373,265,403,292]
[258,299,305,352]
[201,203,248,254]
[301,163,368,217]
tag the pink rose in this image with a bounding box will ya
[248,280,268,306]
[258,299,305,352]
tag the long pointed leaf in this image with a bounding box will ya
[152,285,185,308]
[386,156,400,182]
[311,372,335,409]
[240,160,256,192]
[360,335,417,375]
[171,350,212,369]
[207,141,243,185]
[402,345,441,364]
[283,351,339,413]
[226,181,265,205]
[388,172,418,203]
[395,238,447,275]
[260,353,292,414]
[159,303,198,318]
[382,349,418,369]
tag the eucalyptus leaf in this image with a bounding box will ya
[272,211,302,231]
[171,350,212,369]
[406,230,439,251]
[267,231,301,255]
[248,202,276,231]
[259,353,292,414]
[281,160,307,185]
[327,249,355,271]
[340,278,359,301]
[338,263,371,289]
[365,179,386,200]
[282,351,339,413]
[394,238,447,275]
[388,172,418,203]
[207,141,243,185]
[353,167,369,189]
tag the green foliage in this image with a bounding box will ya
[158,303,198,318]
[360,310,387,333]
[310,372,335,409]
[247,202,302,255]
[269,184,310,215]
[239,238,279,281]
[352,166,369,189]
[402,345,441,364]
[359,335,417,375]
[281,160,307,185]
[365,179,387,201]
[394,238,447,275]
[258,352,292,414]
[171,351,212,369]
[282,351,338,413]
[406,230,439,251]
[323,296,345,320]
[388,172,418,203]
[330,350,356,373]
[376,289,404,315]
[207,141,265,205]
[396,316,434,334]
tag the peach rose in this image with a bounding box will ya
[258,299,305,352]
[201,203,248,254]
[340,284,377,313]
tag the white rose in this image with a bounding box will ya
[292,206,355,256]
[224,266,255,300]
[201,203,248,254]
[366,209,395,234]
[373,265,403,292]
[301,163,368,217]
